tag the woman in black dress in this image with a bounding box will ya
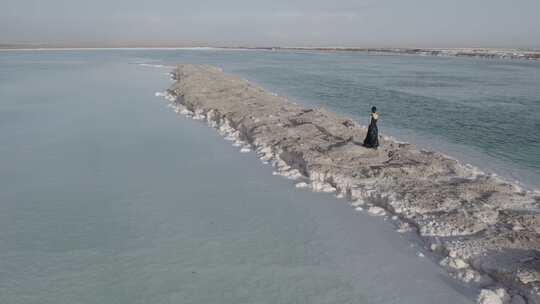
[363,106,379,148]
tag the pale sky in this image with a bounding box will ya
[1,0,539,48]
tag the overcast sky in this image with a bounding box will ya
[1,0,539,48]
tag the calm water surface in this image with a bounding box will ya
[2,49,538,303]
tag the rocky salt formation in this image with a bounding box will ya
[162,64,540,303]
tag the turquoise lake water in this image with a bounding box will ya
[1,49,539,303]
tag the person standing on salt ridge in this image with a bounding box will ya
[363,106,379,149]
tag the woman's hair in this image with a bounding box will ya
[371,106,377,113]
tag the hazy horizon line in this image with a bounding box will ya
[1,43,539,51]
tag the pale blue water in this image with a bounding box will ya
[0,49,537,303]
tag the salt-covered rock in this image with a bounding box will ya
[477,289,503,304]
[312,181,336,193]
[368,206,386,216]
[240,146,251,153]
[517,268,540,284]
[295,182,309,188]
[442,257,469,270]
[494,288,510,304]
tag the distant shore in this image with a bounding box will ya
[0,46,220,51]
[2,45,539,60]
[223,47,540,60]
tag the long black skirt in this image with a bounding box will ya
[363,120,379,148]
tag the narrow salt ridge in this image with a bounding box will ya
[155,65,540,304]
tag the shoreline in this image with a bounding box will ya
[161,64,540,304]
[224,47,540,61]
[0,47,222,52]
[2,46,539,61]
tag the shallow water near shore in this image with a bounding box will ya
[0,51,485,303]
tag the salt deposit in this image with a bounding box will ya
[158,64,540,303]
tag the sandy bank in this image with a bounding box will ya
[163,64,540,304]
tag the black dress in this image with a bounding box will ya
[363,113,379,148]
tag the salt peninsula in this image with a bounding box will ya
[160,64,540,304]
